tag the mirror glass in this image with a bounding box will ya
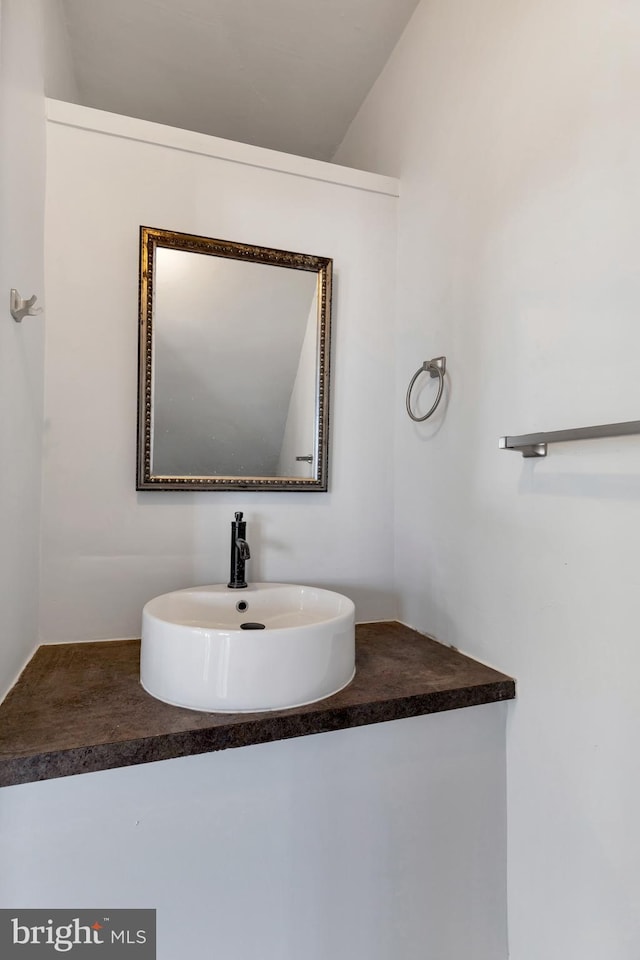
[137,228,332,491]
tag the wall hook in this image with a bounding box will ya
[10,288,43,323]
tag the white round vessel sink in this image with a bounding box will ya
[140,583,355,713]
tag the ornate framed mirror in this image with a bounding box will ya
[137,227,332,491]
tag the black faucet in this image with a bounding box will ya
[228,512,251,588]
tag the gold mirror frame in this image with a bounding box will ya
[136,227,332,491]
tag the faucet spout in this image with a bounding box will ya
[228,512,250,588]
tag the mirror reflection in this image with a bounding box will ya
[137,228,332,491]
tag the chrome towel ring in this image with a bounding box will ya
[405,356,446,422]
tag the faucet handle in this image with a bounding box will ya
[235,511,243,522]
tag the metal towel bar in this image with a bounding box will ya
[499,420,640,458]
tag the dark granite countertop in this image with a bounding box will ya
[0,622,515,787]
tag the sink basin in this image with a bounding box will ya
[140,583,355,712]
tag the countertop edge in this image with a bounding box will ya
[0,678,514,788]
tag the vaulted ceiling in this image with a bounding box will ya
[60,0,420,161]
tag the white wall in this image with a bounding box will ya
[43,0,78,103]
[0,0,78,702]
[0,705,508,960]
[0,0,47,700]
[41,103,398,644]
[335,1,640,957]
